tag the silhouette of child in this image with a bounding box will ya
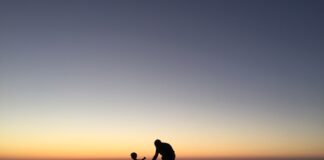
[131,152,146,160]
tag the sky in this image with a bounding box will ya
[0,0,324,159]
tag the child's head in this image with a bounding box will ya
[130,152,137,160]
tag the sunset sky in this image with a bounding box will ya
[0,0,324,159]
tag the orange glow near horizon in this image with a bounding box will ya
[1,107,324,159]
[1,106,324,159]
[1,128,324,159]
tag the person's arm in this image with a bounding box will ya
[152,149,158,160]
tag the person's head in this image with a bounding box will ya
[131,152,137,160]
[154,139,162,147]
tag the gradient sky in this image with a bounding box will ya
[0,0,324,159]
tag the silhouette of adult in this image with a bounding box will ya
[152,139,175,160]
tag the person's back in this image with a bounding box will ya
[153,139,175,160]
[158,142,175,160]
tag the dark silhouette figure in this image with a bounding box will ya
[152,139,175,160]
[131,152,146,160]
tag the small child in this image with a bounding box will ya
[130,152,146,160]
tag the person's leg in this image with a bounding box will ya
[161,155,175,160]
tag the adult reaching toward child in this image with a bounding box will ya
[152,139,175,160]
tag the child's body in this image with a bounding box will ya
[131,152,146,160]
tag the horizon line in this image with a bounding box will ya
[1,156,324,160]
